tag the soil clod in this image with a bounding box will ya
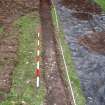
[78,32,105,54]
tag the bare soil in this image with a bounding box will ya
[0,0,39,102]
[72,12,93,20]
[78,32,105,54]
[62,0,101,14]
[0,30,18,101]
[40,0,72,105]
[0,0,39,25]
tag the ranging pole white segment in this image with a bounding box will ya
[36,76,40,88]
[37,50,40,56]
[38,32,40,38]
[37,61,40,69]
[51,0,77,105]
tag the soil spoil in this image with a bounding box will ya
[78,32,105,54]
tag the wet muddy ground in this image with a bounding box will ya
[54,0,105,105]
[78,32,105,54]
[0,0,39,101]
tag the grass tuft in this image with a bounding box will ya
[95,0,105,11]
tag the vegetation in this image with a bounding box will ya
[0,27,3,33]
[95,0,105,10]
[1,13,45,105]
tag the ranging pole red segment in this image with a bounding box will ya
[35,69,40,76]
[37,27,42,33]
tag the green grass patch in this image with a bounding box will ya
[0,23,3,33]
[1,13,45,105]
[0,27,3,33]
[51,6,86,105]
[95,0,105,11]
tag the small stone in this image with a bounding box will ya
[29,52,33,54]
[48,75,50,78]
[26,62,29,64]
[49,86,52,91]
[88,97,92,100]
[26,80,31,84]
[8,46,12,49]
[21,101,26,104]
[50,76,54,80]
[11,101,16,104]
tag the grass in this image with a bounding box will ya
[1,12,45,105]
[0,27,3,33]
[95,0,105,11]
[51,5,86,105]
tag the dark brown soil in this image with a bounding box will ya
[0,33,18,101]
[0,0,39,25]
[62,0,101,14]
[40,0,72,105]
[72,12,93,20]
[78,32,105,54]
[0,0,39,102]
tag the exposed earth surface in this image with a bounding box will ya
[40,0,72,104]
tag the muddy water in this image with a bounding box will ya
[54,0,105,105]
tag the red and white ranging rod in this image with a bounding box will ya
[35,32,41,88]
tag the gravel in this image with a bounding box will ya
[54,0,105,105]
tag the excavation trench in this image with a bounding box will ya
[40,0,72,105]
[54,0,105,104]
